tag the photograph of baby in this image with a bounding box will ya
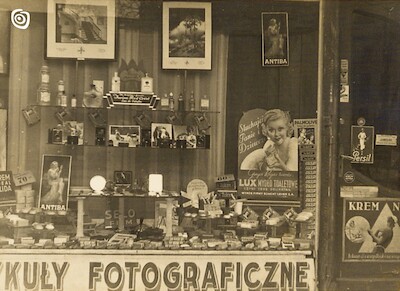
[240,109,298,171]
[109,125,141,147]
[38,155,71,210]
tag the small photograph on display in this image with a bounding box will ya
[151,123,173,147]
[109,125,141,147]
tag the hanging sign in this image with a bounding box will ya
[105,92,159,109]
[350,125,374,164]
[343,198,400,261]
[238,109,299,200]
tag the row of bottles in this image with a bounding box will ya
[38,65,77,107]
[37,66,210,111]
[161,91,209,112]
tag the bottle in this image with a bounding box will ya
[111,72,120,92]
[201,94,209,111]
[41,65,50,84]
[189,91,195,111]
[178,93,184,112]
[161,93,169,109]
[71,94,77,107]
[61,91,67,107]
[168,92,174,111]
[38,65,50,105]
[56,80,64,106]
[141,73,153,93]
[38,83,51,105]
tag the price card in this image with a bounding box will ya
[13,171,36,187]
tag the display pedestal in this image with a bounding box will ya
[75,197,85,238]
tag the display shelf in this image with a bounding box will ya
[0,248,312,256]
[32,104,220,114]
[45,143,211,151]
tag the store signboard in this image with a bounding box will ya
[0,253,315,290]
[237,109,299,200]
[343,198,400,261]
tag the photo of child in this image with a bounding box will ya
[240,109,298,171]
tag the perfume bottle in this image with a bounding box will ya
[178,93,184,112]
[71,94,77,107]
[141,73,153,93]
[60,91,67,107]
[161,93,169,109]
[200,94,209,111]
[57,80,65,106]
[168,92,175,111]
[111,72,120,92]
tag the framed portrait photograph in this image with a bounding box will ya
[108,125,141,147]
[162,2,212,70]
[46,0,116,60]
[38,155,72,211]
[261,12,289,67]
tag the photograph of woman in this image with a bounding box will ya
[240,109,298,171]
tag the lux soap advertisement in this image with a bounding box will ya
[343,198,400,262]
[237,109,299,200]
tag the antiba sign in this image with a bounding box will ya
[343,198,400,261]
[237,109,299,200]
[0,253,315,290]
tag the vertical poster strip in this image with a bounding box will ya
[294,118,317,237]
[238,109,299,200]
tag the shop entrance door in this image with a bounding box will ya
[337,5,400,289]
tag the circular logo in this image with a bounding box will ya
[11,9,30,30]
[357,117,366,126]
[344,171,355,183]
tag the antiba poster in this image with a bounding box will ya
[237,109,298,200]
[261,12,289,67]
[343,198,400,261]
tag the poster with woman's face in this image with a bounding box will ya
[38,155,72,211]
[237,109,298,200]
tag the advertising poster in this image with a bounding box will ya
[343,198,400,261]
[238,109,299,200]
[294,119,317,235]
[38,155,71,211]
[0,252,315,291]
[351,125,374,164]
[0,171,15,208]
[261,12,289,67]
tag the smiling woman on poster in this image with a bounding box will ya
[240,109,298,171]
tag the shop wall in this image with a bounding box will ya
[7,2,227,218]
